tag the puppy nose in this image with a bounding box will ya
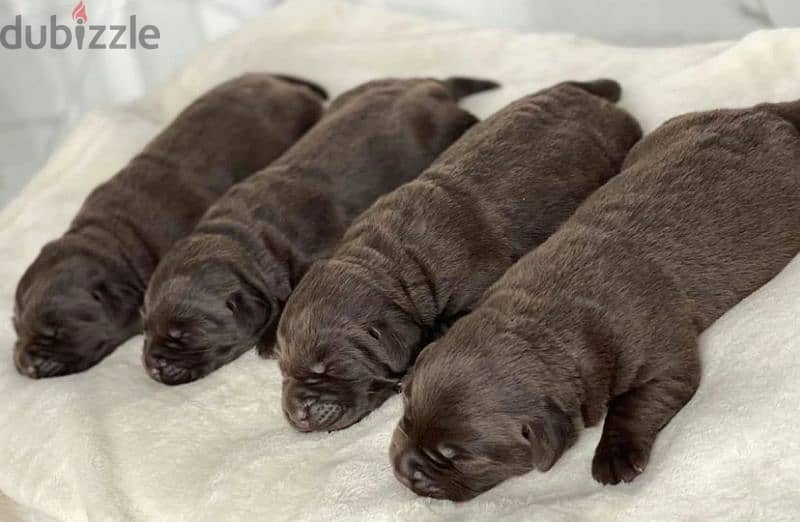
[285,387,343,432]
[286,396,314,431]
[394,449,441,497]
[143,350,190,385]
[14,348,62,379]
[396,448,425,481]
[308,401,343,429]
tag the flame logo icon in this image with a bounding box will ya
[71,0,88,24]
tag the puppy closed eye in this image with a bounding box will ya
[438,445,457,460]
[422,446,463,467]
[39,325,57,338]
[313,362,356,382]
[367,326,382,340]
[438,444,484,468]
[167,327,185,341]
[36,326,61,344]
[160,326,189,348]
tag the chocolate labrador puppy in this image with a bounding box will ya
[141,77,498,385]
[390,99,800,500]
[12,73,327,378]
[277,79,642,432]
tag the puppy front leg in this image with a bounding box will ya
[591,354,700,485]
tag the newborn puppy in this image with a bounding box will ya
[141,77,498,385]
[391,99,800,500]
[12,73,326,378]
[277,79,642,432]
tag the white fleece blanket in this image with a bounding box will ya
[2,1,800,520]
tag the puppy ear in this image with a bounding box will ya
[227,288,273,336]
[522,398,576,472]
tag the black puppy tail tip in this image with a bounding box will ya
[274,74,329,100]
[566,79,622,103]
[442,77,501,100]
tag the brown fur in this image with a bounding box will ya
[276,80,642,432]
[392,100,800,500]
[141,77,498,385]
[12,73,326,378]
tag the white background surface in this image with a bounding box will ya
[1,1,799,520]
[3,0,800,207]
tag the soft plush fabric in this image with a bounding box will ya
[1,1,799,520]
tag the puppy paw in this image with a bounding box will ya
[591,436,650,485]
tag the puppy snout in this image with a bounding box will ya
[143,349,191,385]
[395,448,425,482]
[394,449,441,497]
[284,390,315,431]
[308,401,343,429]
[284,386,343,432]
[14,347,63,379]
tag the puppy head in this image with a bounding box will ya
[142,235,277,385]
[277,261,422,432]
[390,321,577,501]
[13,243,141,378]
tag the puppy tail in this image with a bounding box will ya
[757,99,800,132]
[273,74,329,100]
[442,77,501,100]
[564,79,622,103]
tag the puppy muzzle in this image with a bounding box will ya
[283,382,346,432]
[143,348,199,385]
[14,346,66,378]
[392,448,445,499]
